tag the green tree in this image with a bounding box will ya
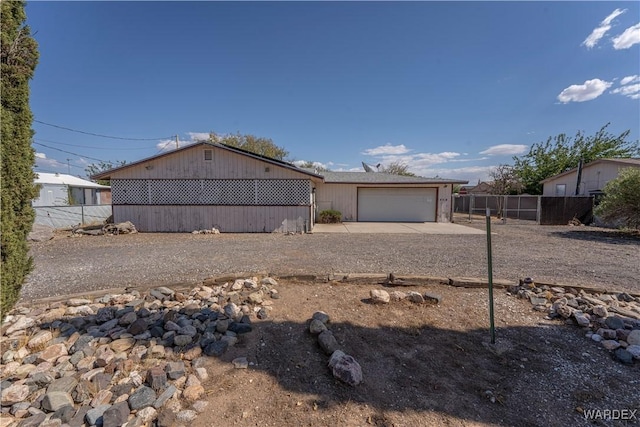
[208,132,289,161]
[379,161,416,176]
[594,168,640,229]
[513,124,639,194]
[1,0,39,315]
[86,160,126,185]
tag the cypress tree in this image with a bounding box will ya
[1,0,39,316]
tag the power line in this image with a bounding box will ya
[34,119,174,141]
[33,142,107,162]
[34,137,156,150]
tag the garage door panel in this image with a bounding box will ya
[358,188,436,222]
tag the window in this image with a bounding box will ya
[555,184,566,196]
[204,150,213,161]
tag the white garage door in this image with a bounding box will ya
[358,188,437,222]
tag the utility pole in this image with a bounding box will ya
[176,135,179,149]
[66,158,71,174]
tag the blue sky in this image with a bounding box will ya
[28,1,640,183]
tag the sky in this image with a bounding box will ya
[27,1,640,184]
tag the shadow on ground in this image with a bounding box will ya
[549,229,640,246]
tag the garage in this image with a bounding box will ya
[357,187,437,222]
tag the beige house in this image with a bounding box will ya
[93,142,467,232]
[541,158,640,196]
[315,171,465,223]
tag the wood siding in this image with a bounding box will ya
[114,205,310,233]
[542,162,640,196]
[315,183,453,222]
[109,145,316,180]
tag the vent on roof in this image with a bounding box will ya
[204,150,213,161]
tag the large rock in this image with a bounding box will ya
[328,350,363,386]
[37,343,68,363]
[370,289,390,304]
[42,391,74,412]
[27,330,53,349]
[85,404,111,426]
[1,384,29,406]
[318,330,340,355]
[627,330,640,346]
[309,319,327,334]
[128,386,156,410]
[102,401,130,427]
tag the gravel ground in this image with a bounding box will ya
[22,218,640,301]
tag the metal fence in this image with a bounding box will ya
[454,195,595,225]
[454,195,540,221]
[34,205,112,229]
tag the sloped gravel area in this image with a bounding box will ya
[21,220,640,302]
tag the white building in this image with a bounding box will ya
[33,173,111,207]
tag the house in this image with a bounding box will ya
[314,171,466,223]
[540,158,640,197]
[92,142,467,232]
[33,173,111,207]
[458,181,493,195]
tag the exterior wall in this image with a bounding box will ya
[109,145,309,180]
[33,184,68,207]
[113,205,310,233]
[542,162,640,196]
[315,183,453,223]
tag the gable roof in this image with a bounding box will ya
[91,142,324,180]
[540,158,640,183]
[316,170,467,185]
[35,173,110,189]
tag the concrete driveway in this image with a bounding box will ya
[311,222,485,234]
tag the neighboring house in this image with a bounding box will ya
[541,158,640,197]
[33,173,111,207]
[92,142,468,232]
[459,181,493,195]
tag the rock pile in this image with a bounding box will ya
[508,279,640,365]
[190,228,220,235]
[369,289,442,305]
[307,311,362,386]
[0,277,280,426]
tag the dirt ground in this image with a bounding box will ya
[187,279,639,427]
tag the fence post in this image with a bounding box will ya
[469,195,473,221]
[503,195,507,223]
[536,196,541,224]
[81,205,85,225]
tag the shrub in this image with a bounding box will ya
[594,167,640,229]
[1,1,39,316]
[318,209,342,224]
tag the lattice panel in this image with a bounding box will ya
[111,180,148,204]
[149,180,202,205]
[112,179,310,205]
[201,180,255,205]
[257,179,309,205]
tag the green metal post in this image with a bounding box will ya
[486,207,496,344]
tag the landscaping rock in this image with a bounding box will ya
[85,404,111,426]
[370,289,390,304]
[41,391,74,412]
[102,401,130,427]
[128,386,156,410]
[318,330,340,355]
[627,330,640,346]
[328,350,363,386]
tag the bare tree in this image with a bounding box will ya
[489,165,523,218]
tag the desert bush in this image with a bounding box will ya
[318,209,342,224]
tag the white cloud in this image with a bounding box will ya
[557,79,612,103]
[187,132,210,142]
[480,144,528,156]
[292,160,332,170]
[422,165,497,183]
[35,152,46,159]
[362,144,410,156]
[156,131,208,152]
[611,83,640,99]
[582,8,626,49]
[612,23,640,49]
[620,75,640,85]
